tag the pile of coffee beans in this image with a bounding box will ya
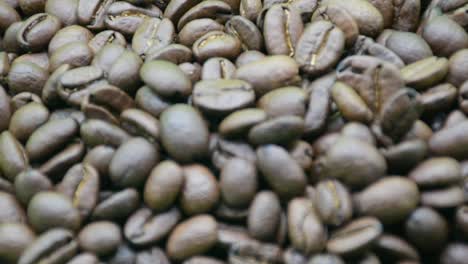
[0,0,467,263]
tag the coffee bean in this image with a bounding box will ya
[405,207,448,252]
[180,164,220,215]
[327,217,383,256]
[78,221,122,256]
[257,144,306,199]
[287,198,326,254]
[91,188,139,222]
[355,177,419,224]
[160,104,210,163]
[109,137,159,188]
[144,160,184,212]
[248,191,282,242]
[0,223,35,264]
[28,191,81,233]
[124,207,181,246]
[166,215,218,261]
[18,228,78,264]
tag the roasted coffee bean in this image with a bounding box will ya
[9,102,49,143]
[287,198,326,254]
[81,84,135,124]
[235,55,300,95]
[146,43,193,63]
[193,31,242,62]
[56,163,99,219]
[421,15,468,57]
[401,56,449,90]
[13,52,49,71]
[180,62,202,82]
[219,108,267,138]
[144,160,184,212]
[327,217,383,256]
[311,5,359,47]
[295,20,345,76]
[0,191,26,224]
[57,66,106,107]
[2,22,23,53]
[78,221,122,256]
[355,177,420,224]
[77,0,115,30]
[160,104,210,163]
[50,42,93,72]
[377,30,433,64]
[235,50,265,67]
[177,0,231,30]
[201,57,236,80]
[308,254,345,264]
[315,179,353,226]
[256,144,306,199]
[0,1,20,33]
[430,120,468,159]
[104,2,162,36]
[39,141,86,180]
[351,35,405,68]
[321,0,384,37]
[107,243,136,264]
[27,191,81,233]
[258,87,307,118]
[239,0,261,21]
[331,81,373,124]
[0,131,29,182]
[440,243,468,264]
[136,246,171,264]
[210,135,257,169]
[220,158,257,208]
[26,117,78,161]
[8,61,49,96]
[180,164,220,215]
[0,223,35,264]
[80,119,131,147]
[368,0,420,31]
[109,137,159,188]
[405,207,448,252]
[18,228,78,264]
[124,207,181,246]
[17,13,61,51]
[91,188,139,222]
[226,15,263,51]
[381,139,428,173]
[193,79,255,115]
[247,191,281,242]
[316,136,386,188]
[141,60,192,98]
[133,18,175,58]
[167,215,218,261]
[262,4,303,56]
[374,234,420,262]
[14,169,52,205]
[248,115,304,145]
[88,30,127,54]
[45,0,79,26]
[134,86,170,117]
[337,55,404,113]
[409,157,462,188]
[420,185,466,208]
[304,73,335,136]
[420,83,457,113]
[67,253,99,264]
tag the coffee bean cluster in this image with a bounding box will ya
[0,0,467,263]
